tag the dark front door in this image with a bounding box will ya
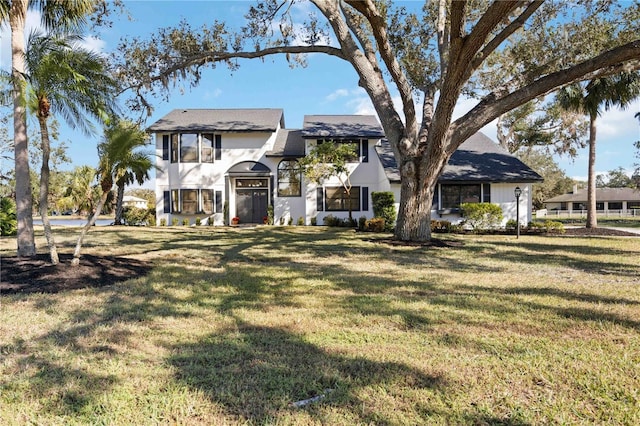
[236,189,268,223]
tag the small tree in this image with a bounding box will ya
[300,140,358,220]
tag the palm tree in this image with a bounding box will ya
[72,121,152,265]
[20,32,118,264]
[1,0,98,256]
[109,121,153,225]
[557,72,640,228]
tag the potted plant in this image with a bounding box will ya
[231,216,240,225]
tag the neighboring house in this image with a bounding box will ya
[543,187,640,216]
[122,195,148,209]
[149,109,542,227]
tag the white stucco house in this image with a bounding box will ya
[122,195,149,209]
[148,108,542,227]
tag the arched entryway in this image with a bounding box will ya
[227,161,272,224]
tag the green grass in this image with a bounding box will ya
[1,226,639,425]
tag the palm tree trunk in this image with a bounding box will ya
[114,181,125,225]
[10,0,36,256]
[71,190,109,266]
[586,113,597,229]
[37,114,59,264]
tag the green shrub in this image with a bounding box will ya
[147,214,156,227]
[195,217,201,226]
[297,216,305,226]
[371,191,396,232]
[323,215,338,226]
[288,217,293,226]
[159,218,167,227]
[0,197,17,236]
[543,220,565,234]
[267,205,274,225]
[358,216,367,231]
[208,216,214,226]
[171,218,179,226]
[460,203,503,231]
[431,220,452,233]
[310,216,317,226]
[122,207,151,226]
[182,218,190,226]
[505,219,518,232]
[366,218,385,232]
[279,217,285,225]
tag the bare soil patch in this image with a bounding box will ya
[1,254,152,294]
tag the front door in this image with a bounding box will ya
[236,189,268,223]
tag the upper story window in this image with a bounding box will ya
[278,159,302,197]
[167,133,221,164]
[316,139,369,163]
[180,134,198,162]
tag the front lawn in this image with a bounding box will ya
[1,227,639,424]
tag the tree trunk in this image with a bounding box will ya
[394,154,442,242]
[72,191,109,266]
[113,181,125,225]
[11,0,36,257]
[37,114,59,264]
[586,113,598,229]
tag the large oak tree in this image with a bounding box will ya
[117,0,640,241]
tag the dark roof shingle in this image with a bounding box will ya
[376,132,543,183]
[301,115,384,139]
[266,129,305,157]
[147,109,284,132]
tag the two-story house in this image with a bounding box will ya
[148,108,542,227]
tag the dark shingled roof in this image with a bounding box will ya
[301,115,385,139]
[545,187,640,203]
[147,109,284,132]
[266,129,305,157]
[375,132,543,183]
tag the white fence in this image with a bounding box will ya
[536,209,640,219]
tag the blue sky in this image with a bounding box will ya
[2,0,639,186]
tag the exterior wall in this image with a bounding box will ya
[155,130,279,226]
[304,139,388,224]
[429,182,532,225]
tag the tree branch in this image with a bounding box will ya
[344,0,417,139]
[450,40,640,148]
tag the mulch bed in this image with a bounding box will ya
[1,254,152,294]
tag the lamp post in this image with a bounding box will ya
[514,186,522,239]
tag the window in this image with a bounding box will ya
[441,184,481,209]
[201,134,214,163]
[163,191,171,213]
[181,189,198,214]
[171,134,179,163]
[171,189,179,212]
[278,160,302,197]
[180,133,198,163]
[202,189,214,214]
[317,139,361,162]
[237,179,268,188]
[608,202,622,210]
[162,135,169,160]
[325,186,360,211]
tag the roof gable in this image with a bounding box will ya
[148,109,284,132]
[376,133,543,183]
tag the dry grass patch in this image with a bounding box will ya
[1,226,639,424]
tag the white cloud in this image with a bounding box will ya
[325,89,349,102]
[78,36,106,55]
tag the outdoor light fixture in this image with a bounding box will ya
[514,186,522,239]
